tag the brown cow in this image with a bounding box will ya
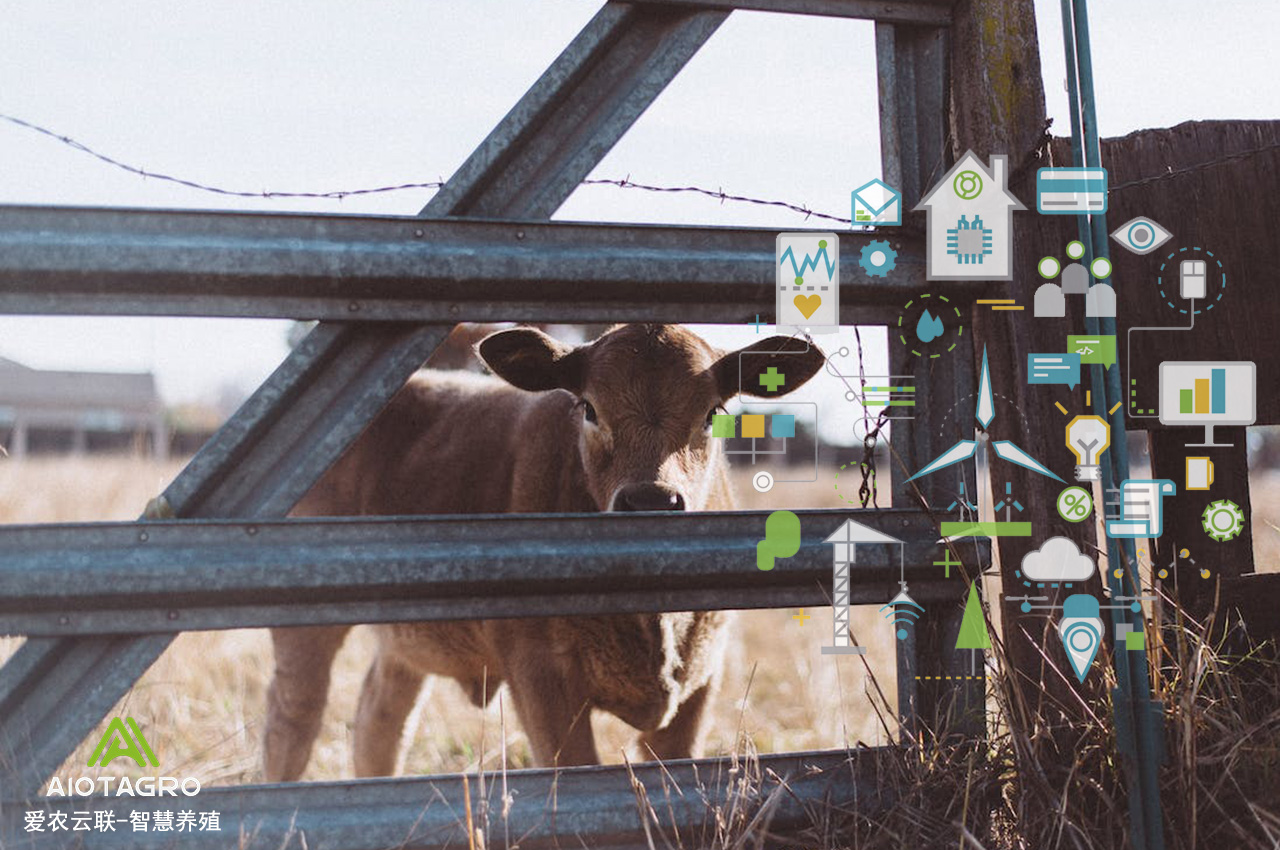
[263,323,825,779]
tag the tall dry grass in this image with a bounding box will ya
[7,456,1280,849]
[0,457,897,788]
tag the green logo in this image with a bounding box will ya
[87,717,159,768]
[953,170,983,200]
[1067,334,1117,368]
[757,510,801,571]
[1057,486,1093,522]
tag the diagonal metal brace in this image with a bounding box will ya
[0,0,729,801]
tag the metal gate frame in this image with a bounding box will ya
[0,2,984,846]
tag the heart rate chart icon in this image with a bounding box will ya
[793,294,822,319]
[776,233,840,333]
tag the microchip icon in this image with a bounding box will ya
[946,215,993,265]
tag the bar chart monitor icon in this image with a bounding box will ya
[1158,361,1255,448]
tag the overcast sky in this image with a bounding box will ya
[0,0,1275,413]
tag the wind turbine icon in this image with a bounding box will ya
[904,346,1064,485]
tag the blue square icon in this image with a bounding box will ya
[771,415,796,439]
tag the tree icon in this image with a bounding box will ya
[955,581,991,650]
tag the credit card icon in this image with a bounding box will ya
[1036,167,1108,215]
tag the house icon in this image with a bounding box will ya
[913,150,1026,281]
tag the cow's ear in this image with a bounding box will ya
[478,327,585,394]
[714,336,826,400]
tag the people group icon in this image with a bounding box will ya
[1034,240,1116,319]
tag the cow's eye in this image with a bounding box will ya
[580,399,598,424]
[704,406,723,430]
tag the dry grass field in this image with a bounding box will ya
[0,456,909,787]
[6,455,1280,848]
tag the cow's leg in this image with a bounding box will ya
[636,670,721,761]
[263,625,352,781]
[506,658,599,767]
[352,651,427,777]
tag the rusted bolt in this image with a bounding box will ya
[58,616,69,625]
[449,304,460,315]
[246,525,258,536]
[516,230,525,240]
[348,301,361,313]
[138,531,149,542]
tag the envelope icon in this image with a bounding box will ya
[852,178,901,226]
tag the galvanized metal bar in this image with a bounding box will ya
[0,0,738,802]
[878,14,958,741]
[0,205,940,320]
[2,748,892,848]
[422,3,727,219]
[161,322,453,518]
[0,511,978,636]
[877,24,907,195]
[0,324,451,796]
[635,0,951,25]
[0,633,174,804]
[876,21,949,210]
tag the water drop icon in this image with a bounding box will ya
[916,309,944,343]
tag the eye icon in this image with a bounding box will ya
[1110,216,1172,255]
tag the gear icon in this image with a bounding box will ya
[1201,499,1245,542]
[859,240,897,278]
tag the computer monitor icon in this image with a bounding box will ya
[1158,361,1256,448]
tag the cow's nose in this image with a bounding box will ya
[611,483,686,512]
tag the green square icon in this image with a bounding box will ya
[1125,629,1146,651]
[711,414,736,438]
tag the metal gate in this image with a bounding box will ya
[0,2,986,846]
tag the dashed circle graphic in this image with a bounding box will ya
[1156,247,1225,315]
[897,293,964,359]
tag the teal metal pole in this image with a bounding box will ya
[1057,2,1165,849]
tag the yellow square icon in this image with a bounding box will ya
[741,414,766,439]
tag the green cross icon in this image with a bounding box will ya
[933,548,963,578]
[759,366,785,393]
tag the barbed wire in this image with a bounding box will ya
[0,112,854,220]
[580,177,855,225]
[3,111,1277,218]
[0,114,449,201]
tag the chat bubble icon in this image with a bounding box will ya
[1028,352,1082,389]
[1067,334,1117,368]
[757,510,801,571]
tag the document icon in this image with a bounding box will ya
[852,179,901,226]
[1105,479,1176,539]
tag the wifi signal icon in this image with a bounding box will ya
[880,583,924,641]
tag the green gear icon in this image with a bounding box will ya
[1201,499,1245,542]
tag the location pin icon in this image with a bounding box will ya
[1057,594,1103,682]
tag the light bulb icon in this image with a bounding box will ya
[1065,415,1111,482]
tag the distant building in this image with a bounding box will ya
[0,357,167,458]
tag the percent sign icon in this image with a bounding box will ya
[1056,486,1093,522]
